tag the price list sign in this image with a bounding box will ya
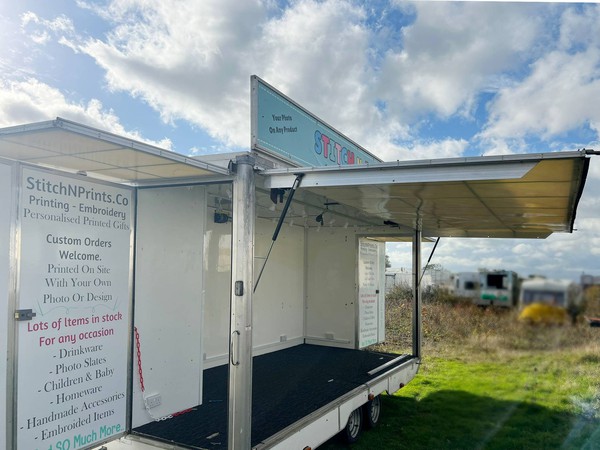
[358,239,380,348]
[16,168,132,450]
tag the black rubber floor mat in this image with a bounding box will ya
[133,344,411,449]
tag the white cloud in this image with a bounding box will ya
[25,1,593,161]
[21,11,75,45]
[14,1,600,159]
[74,0,268,147]
[373,137,468,162]
[481,50,600,141]
[69,0,389,152]
[66,0,551,159]
[256,1,374,139]
[558,4,600,51]
[0,78,173,149]
[512,243,532,256]
[480,6,600,143]
[479,138,530,157]
[378,2,549,123]
[21,11,74,33]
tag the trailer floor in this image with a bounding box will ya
[133,344,412,449]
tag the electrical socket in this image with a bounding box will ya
[145,393,161,409]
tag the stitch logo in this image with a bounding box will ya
[314,130,366,165]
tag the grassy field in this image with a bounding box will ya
[321,287,600,449]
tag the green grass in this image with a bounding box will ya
[320,294,600,449]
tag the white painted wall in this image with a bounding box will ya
[253,220,305,352]
[201,209,232,368]
[133,186,206,427]
[305,228,357,348]
[132,185,360,429]
[202,215,305,368]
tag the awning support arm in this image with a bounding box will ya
[254,173,304,293]
[419,237,440,286]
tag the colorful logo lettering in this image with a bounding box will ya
[314,130,367,165]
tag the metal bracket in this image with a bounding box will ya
[14,309,36,321]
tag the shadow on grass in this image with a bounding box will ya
[320,390,600,450]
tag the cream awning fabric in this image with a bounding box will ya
[0,118,229,184]
[263,152,590,238]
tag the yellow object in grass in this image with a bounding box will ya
[519,303,568,325]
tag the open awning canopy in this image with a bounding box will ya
[0,118,230,184]
[0,119,592,239]
[263,152,591,239]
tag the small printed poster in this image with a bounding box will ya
[358,239,381,348]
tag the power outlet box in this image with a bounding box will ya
[145,393,161,409]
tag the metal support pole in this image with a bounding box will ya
[412,227,422,359]
[228,155,255,450]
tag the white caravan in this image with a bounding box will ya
[520,278,581,310]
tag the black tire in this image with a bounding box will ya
[363,395,382,429]
[342,407,363,444]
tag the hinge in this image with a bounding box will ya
[14,309,36,321]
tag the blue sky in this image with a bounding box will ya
[0,0,599,282]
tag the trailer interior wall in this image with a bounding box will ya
[252,219,305,353]
[132,186,207,428]
[132,184,307,428]
[0,161,11,449]
[202,213,306,369]
[305,227,358,348]
[201,194,233,369]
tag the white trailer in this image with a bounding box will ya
[477,270,520,308]
[453,270,520,307]
[0,77,594,450]
[453,272,480,300]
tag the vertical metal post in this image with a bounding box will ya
[7,163,19,450]
[228,155,255,450]
[412,227,422,359]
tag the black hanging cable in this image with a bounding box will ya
[254,173,304,293]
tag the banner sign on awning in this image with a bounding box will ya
[251,76,381,167]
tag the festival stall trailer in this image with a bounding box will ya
[0,84,593,450]
[0,119,417,450]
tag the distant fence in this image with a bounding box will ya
[385,267,453,293]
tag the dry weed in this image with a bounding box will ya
[376,287,600,359]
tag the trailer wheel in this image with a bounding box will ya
[363,395,381,429]
[342,407,363,444]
